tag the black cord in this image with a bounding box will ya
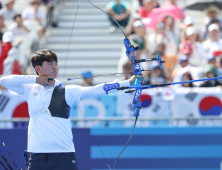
[0,154,13,170]
[91,131,112,170]
[113,114,139,170]
[63,0,81,78]
[0,159,8,170]
[4,148,19,170]
[88,0,128,40]
[64,69,152,81]
[67,0,112,169]
[65,1,141,170]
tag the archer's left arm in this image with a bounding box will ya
[80,81,129,100]
[65,76,137,106]
[80,76,137,100]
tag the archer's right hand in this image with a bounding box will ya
[36,75,55,87]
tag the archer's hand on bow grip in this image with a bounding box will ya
[129,75,138,85]
[129,75,144,86]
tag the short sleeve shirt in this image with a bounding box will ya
[107,0,130,14]
[8,22,31,36]
[0,8,17,20]
[22,8,45,21]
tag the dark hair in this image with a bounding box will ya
[182,72,194,87]
[13,14,21,21]
[31,49,57,75]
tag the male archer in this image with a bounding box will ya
[0,49,137,170]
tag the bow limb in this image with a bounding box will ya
[63,1,112,169]
[84,1,143,169]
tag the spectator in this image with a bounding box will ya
[201,6,222,40]
[143,61,167,85]
[129,20,148,55]
[172,55,200,88]
[181,72,194,88]
[200,64,222,87]
[203,24,222,55]
[138,0,143,7]
[152,42,177,81]
[215,51,222,69]
[8,14,30,36]
[137,0,156,18]
[22,0,45,37]
[81,71,94,87]
[163,0,185,21]
[0,31,13,75]
[42,0,53,11]
[0,15,6,42]
[179,38,192,57]
[207,54,216,67]
[171,54,189,79]
[149,22,178,55]
[42,0,58,27]
[206,54,222,83]
[115,61,133,82]
[173,65,204,88]
[202,18,222,40]
[106,0,131,32]
[180,16,202,42]
[125,13,144,36]
[122,61,133,80]
[0,31,22,76]
[164,15,180,53]
[180,16,195,42]
[0,0,17,21]
[182,27,207,66]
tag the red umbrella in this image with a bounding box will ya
[145,4,185,29]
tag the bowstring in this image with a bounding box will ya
[87,0,128,40]
[64,0,112,169]
[63,0,81,78]
[63,69,152,81]
[86,0,141,169]
[113,114,139,170]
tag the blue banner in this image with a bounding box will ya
[1,127,222,170]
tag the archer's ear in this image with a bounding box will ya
[35,65,41,74]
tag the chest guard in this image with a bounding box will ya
[48,85,70,119]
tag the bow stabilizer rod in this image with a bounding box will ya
[131,51,165,69]
[0,151,13,170]
[117,76,222,94]
[0,159,8,170]
[142,76,222,89]
[2,143,19,170]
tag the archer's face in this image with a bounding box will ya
[38,61,59,79]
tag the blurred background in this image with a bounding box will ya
[1,0,222,169]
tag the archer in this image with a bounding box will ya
[0,49,138,170]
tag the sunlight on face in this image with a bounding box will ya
[40,61,59,79]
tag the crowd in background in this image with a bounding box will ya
[1,0,222,88]
[105,0,222,88]
[0,0,61,90]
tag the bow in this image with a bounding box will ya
[65,0,166,169]
[113,35,165,170]
[63,1,222,169]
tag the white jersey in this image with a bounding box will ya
[0,75,130,153]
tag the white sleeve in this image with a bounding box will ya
[38,12,45,20]
[65,80,130,106]
[80,80,130,100]
[0,75,36,95]
[22,9,28,19]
